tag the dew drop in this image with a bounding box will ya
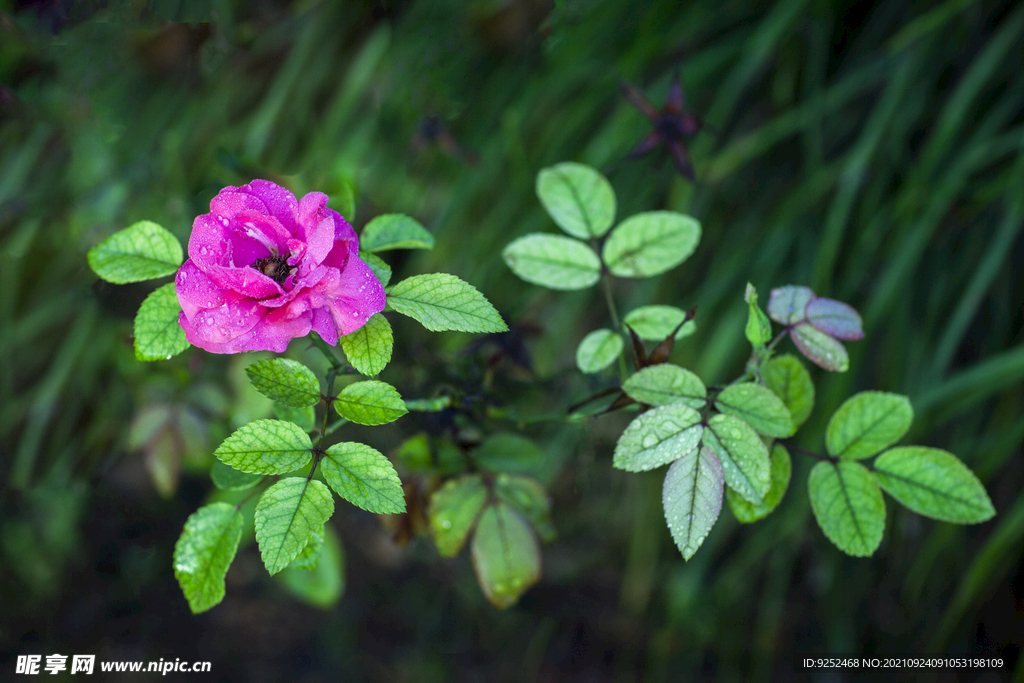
[641,435,657,449]
[441,519,452,529]
[200,246,208,256]
[166,355,172,360]
[179,271,187,282]
[205,317,214,326]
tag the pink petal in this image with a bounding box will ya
[209,189,267,220]
[175,260,246,320]
[233,211,293,255]
[806,298,864,340]
[310,307,338,345]
[204,264,282,300]
[240,180,298,232]
[318,255,386,336]
[187,298,265,344]
[296,192,338,268]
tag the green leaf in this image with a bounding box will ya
[360,251,391,287]
[88,220,183,284]
[210,459,262,491]
[475,433,546,475]
[340,313,393,376]
[602,211,701,278]
[360,213,435,251]
[873,447,995,523]
[621,364,706,408]
[404,396,452,412]
[321,442,405,514]
[613,403,704,472]
[744,283,773,347]
[277,525,345,608]
[471,502,542,608]
[173,503,243,614]
[536,162,616,239]
[502,234,601,290]
[494,474,555,542]
[254,478,335,575]
[663,446,724,560]
[327,179,356,223]
[622,305,696,341]
[288,526,324,570]
[386,273,508,333]
[272,402,315,433]
[429,475,488,557]
[715,382,795,438]
[333,380,407,426]
[826,391,913,459]
[703,414,771,504]
[133,283,190,361]
[245,358,320,407]
[762,354,815,428]
[575,328,624,374]
[767,285,815,325]
[727,444,792,523]
[790,323,849,372]
[214,419,312,474]
[808,460,885,557]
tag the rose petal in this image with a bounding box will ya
[767,285,816,325]
[187,298,265,344]
[240,180,298,232]
[310,307,338,345]
[318,255,386,336]
[233,211,293,255]
[238,305,313,353]
[806,298,864,340]
[204,264,282,300]
[209,189,267,221]
[175,260,247,319]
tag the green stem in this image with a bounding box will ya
[311,333,343,370]
[600,270,628,380]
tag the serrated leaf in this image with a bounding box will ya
[210,459,262,491]
[387,273,507,333]
[360,213,434,251]
[288,526,324,570]
[808,460,885,557]
[622,305,696,341]
[273,402,315,433]
[173,503,243,613]
[806,297,864,340]
[502,234,601,290]
[873,447,995,523]
[575,329,623,373]
[471,502,541,608]
[767,285,815,325]
[727,444,791,523]
[88,220,183,283]
[715,382,795,438]
[360,250,391,287]
[255,478,335,575]
[340,313,393,376]
[429,474,488,557]
[333,380,407,426]
[134,283,189,361]
[277,525,345,608]
[663,447,724,560]
[621,364,706,408]
[826,391,913,459]
[602,211,701,278]
[245,359,320,407]
[613,403,704,472]
[762,354,814,428]
[703,414,771,504]
[321,442,405,514]
[536,162,616,239]
[476,433,547,475]
[790,322,849,372]
[494,474,555,542]
[214,420,312,474]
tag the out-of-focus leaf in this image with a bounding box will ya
[575,329,624,373]
[805,297,864,339]
[429,474,488,557]
[767,285,815,325]
[360,213,434,251]
[603,211,701,278]
[278,525,345,608]
[502,234,601,290]
[622,305,696,341]
[790,322,849,372]
[471,502,541,608]
[536,162,616,239]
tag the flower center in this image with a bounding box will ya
[253,255,292,285]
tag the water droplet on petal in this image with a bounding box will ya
[200,246,208,256]
[179,271,187,282]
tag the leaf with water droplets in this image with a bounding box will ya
[715,382,795,438]
[726,444,791,523]
[88,220,184,283]
[494,474,555,542]
[575,329,624,374]
[613,404,704,472]
[663,447,724,560]
[245,358,320,407]
[767,285,815,325]
[134,283,190,361]
[703,414,771,504]
[762,354,814,428]
[333,380,407,426]
[471,502,542,608]
[386,273,507,333]
[873,447,995,523]
[340,313,393,376]
[808,460,884,557]
[621,364,706,408]
[826,391,913,460]
[805,297,864,340]
[214,419,312,475]
[173,503,243,614]
[428,474,488,557]
[254,478,335,575]
[790,322,849,372]
[321,442,405,514]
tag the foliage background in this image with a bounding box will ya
[2,0,1023,680]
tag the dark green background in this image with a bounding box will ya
[2,0,1022,680]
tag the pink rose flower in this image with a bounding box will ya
[175,180,385,354]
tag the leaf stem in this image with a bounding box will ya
[310,333,343,370]
[599,267,628,380]
[780,439,836,463]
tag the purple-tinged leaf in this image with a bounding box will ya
[790,323,849,372]
[767,286,815,325]
[805,298,864,340]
